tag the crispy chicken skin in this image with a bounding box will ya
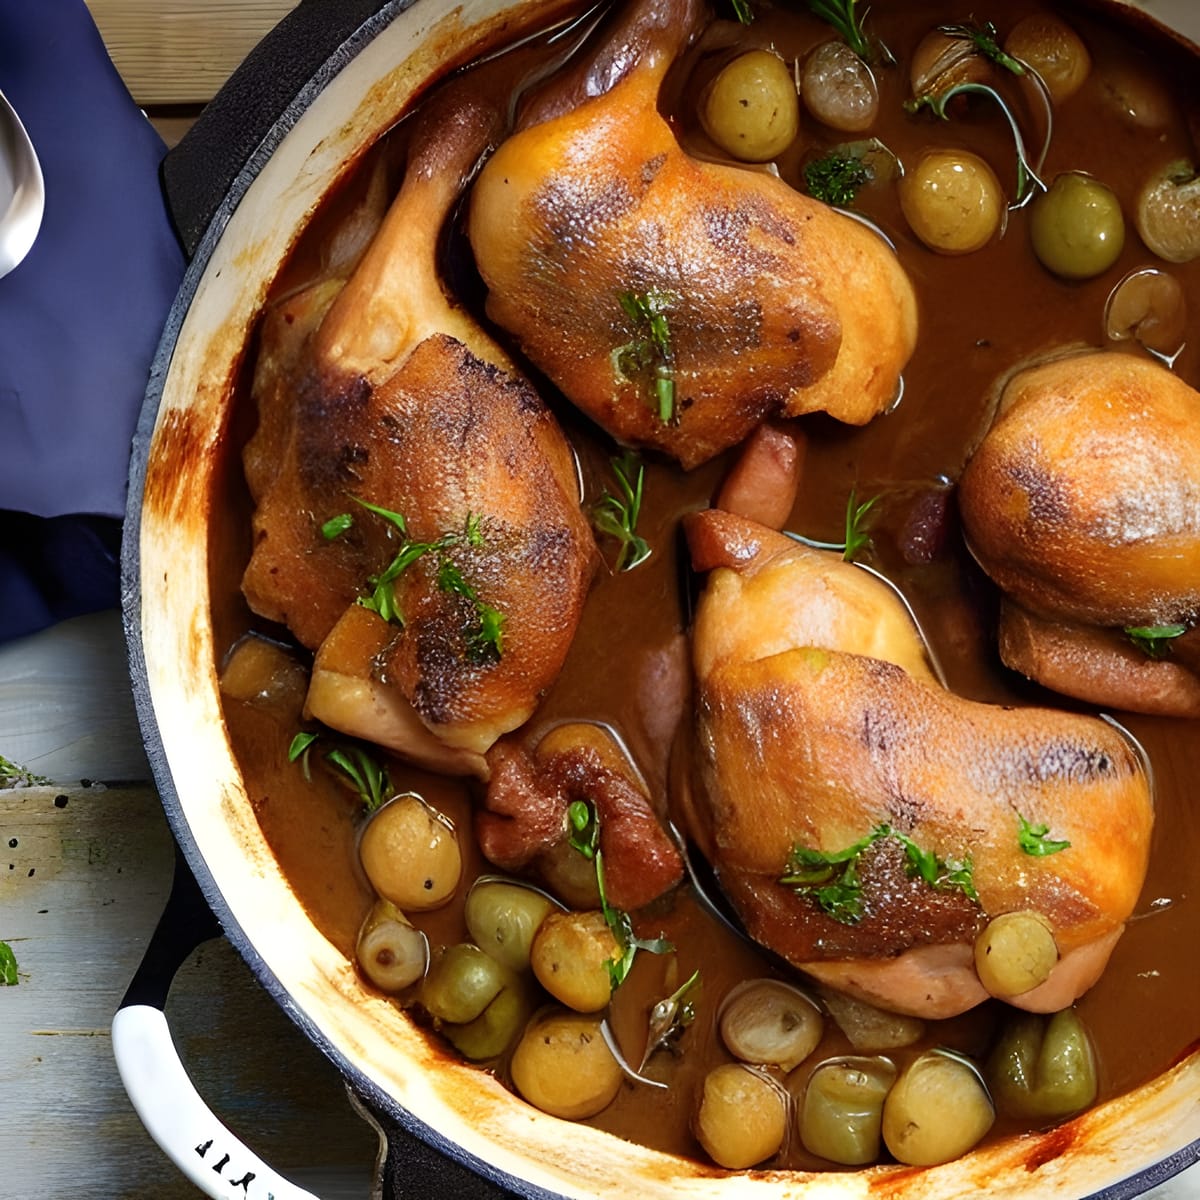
[241,85,596,775]
[959,351,1200,716]
[680,510,1153,1018]
[467,0,917,469]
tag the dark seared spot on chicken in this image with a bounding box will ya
[640,152,667,187]
[1019,740,1120,786]
[536,174,638,257]
[1008,459,1071,529]
[701,204,788,274]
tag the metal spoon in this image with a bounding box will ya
[0,88,45,279]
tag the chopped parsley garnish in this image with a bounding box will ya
[0,755,50,789]
[781,823,979,925]
[804,151,872,207]
[614,290,677,424]
[289,731,390,812]
[591,452,651,572]
[329,502,505,660]
[0,941,18,986]
[569,800,673,988]
[1125,623,1188,660]
[1018,813,1071,857]
[843,488,879,562]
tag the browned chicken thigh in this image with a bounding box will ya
[959,351,1200,717]
[678,510,1153,1019]
[467,0,917,469]
[241,85,597,776]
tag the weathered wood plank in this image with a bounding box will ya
[0,786,374,1198]
[85,0,301,107]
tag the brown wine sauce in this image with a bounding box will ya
[208,0,1200,1172]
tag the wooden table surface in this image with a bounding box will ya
[3,2,1199,1198]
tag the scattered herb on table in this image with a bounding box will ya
[591,452,651,573]
[1018,813,1071,857]
[0,941,18,986]
[0,755,50,789]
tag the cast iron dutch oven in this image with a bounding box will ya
[115,0,1200,1196]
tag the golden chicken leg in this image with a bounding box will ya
[679,510,1153,1019]
[467,0,917,469]
[241,82,597,777]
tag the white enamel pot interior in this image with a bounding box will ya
[123,0,1200,1196]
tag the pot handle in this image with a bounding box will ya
[111,847,319,1200]
[161,0,400,259]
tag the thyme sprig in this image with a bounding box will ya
[936,21,1026,76]
[591,452,651,572]
[783,488,879,561]
[729,0,753,23]
[569,800,673,988]
[325,502,504,661]
[289,730,390,813]
[807,0,891,64]
[614,290,677,424]
[905,83,1047,209]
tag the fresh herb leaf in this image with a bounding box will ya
[807,0,887,63]
[1018,813,1071,857]
[465,512,484,548]
[640,969,701,1070]
[592,452,652,572]
[0,941,18,986]
[570,800,673,988]
[352,496,408,535]
[289,731,390,812]
[614,290,677,423]
[843,488,879,562]
[905,83,1047,208]
[0,755,50,789]
[568,799,600,859]
[937,21,1026,76]
[804,152,871,207]
[436,546,506,663]
[1125,623,1188,659]
[782,824,979,925]
[321,512,354,540]
[729,0,753,23]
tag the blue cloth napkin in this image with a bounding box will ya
[0,0,185,641]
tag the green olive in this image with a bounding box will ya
[974,911,1059,999]
[1135,160,1200,264]
[800,1056,897,1166]
[355,899,429,993]
[464,879,558,973]
[899,148,1005,255]
[1004,14,1091,104]
[443,974,535,1062]
[694,1063,788,1169]
[510,1009,623,1119]
[801,40,879,133]
[882,1050,995,1166]
[1030,172,1125,279]
[701,50,800,163]
[530,909,621,1012]
[986,1008,1098,1122]
[718,979,822,1072]
[359,792,462,911]
[421,943,508,1025]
